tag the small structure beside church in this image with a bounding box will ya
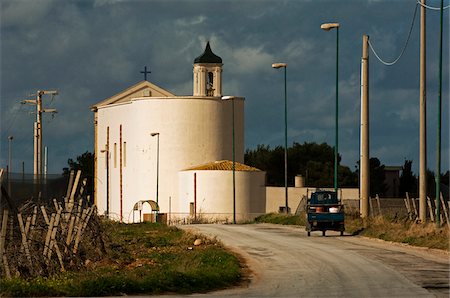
[91,42,266,223]
[179,160,266,222]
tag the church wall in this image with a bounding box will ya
[95,102,134,221]
[178,170,266,223]
[95,96,245,223]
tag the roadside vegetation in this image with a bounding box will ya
[0,221,242,297]
[254,212,449,251]
[345,214,449,251]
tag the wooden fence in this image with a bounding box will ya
[0,170,105,278]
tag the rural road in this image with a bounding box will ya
[178,224,449,298]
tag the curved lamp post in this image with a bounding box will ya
[321,22,340,195]
[222,96,237,223]
[272,63,289,214]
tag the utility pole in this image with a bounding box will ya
[360,35,370,219]
[419,0,427,223]
[22,90,58,177]
[44,146,48,177]
[435,0,444,228]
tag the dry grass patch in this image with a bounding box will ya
[346,216,449,251]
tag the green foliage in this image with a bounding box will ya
[62,151,94,196]
[0,221,241,297]
[425,170,450,199]
[399,160,418,197]
[245,142,357,187]
[369,157,387,197]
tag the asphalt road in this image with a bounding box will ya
[179,224,449,298]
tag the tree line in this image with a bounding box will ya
[245,142,449,198]
[63,144,449,198]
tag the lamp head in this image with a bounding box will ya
[321,23,340,31]
[272,63,287,69]
[221,96,236,100]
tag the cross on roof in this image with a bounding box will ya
[140,66,151,81]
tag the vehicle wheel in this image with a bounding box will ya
[340,230,344,236]
[307,231,311,237]
[322,230,326,237]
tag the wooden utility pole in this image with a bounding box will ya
[22,90,58,176]
[419,0,427,223]
[360,35,370,219]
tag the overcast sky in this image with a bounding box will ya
[1,0,449,175]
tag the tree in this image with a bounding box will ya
[426,170,449,199]
[399,160,417,197]
[245,142,358,188]
[370,157,387,197]
[63,151,94,197]
[245,144,283,185]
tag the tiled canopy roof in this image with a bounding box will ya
[184,160,261,172]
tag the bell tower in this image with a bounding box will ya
[193,42,223,97]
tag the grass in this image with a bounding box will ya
[255,212,449,251]
[0,221,242,297]
[345,215,449,251]
[254,212,306,226]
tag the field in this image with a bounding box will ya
[0,221,242,297]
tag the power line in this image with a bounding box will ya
[368,3,419,66]
[417,0,450,10]
[1,103,26,140]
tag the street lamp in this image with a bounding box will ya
[272,62,289,214]
[222,96,237,223]
[151,132,160,221]
[321,22,340,195]
[8,136,13,173]
[100,144,110,216]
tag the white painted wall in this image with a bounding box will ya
[178,170,266,222]
[95,96,244,222]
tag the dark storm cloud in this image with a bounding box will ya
[1,0,448,175]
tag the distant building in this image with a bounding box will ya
[91,42,266,223]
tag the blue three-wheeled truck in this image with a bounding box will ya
[306,191,345,236]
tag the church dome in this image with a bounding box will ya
[194,42,222,64]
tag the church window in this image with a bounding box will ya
[207,72,215,96]
[114,143,117,168]
[190,202,195,216]
[207,72,214,88]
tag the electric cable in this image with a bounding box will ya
[417,0,450,10]
[1,103,26,140]
[368,3,419,66]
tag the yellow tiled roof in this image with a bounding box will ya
[183,160,262,172]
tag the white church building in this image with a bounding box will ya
[92,42,266,223]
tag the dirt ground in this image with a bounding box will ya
[179,224,449,298]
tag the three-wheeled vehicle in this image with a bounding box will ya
[306,191,345,236]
